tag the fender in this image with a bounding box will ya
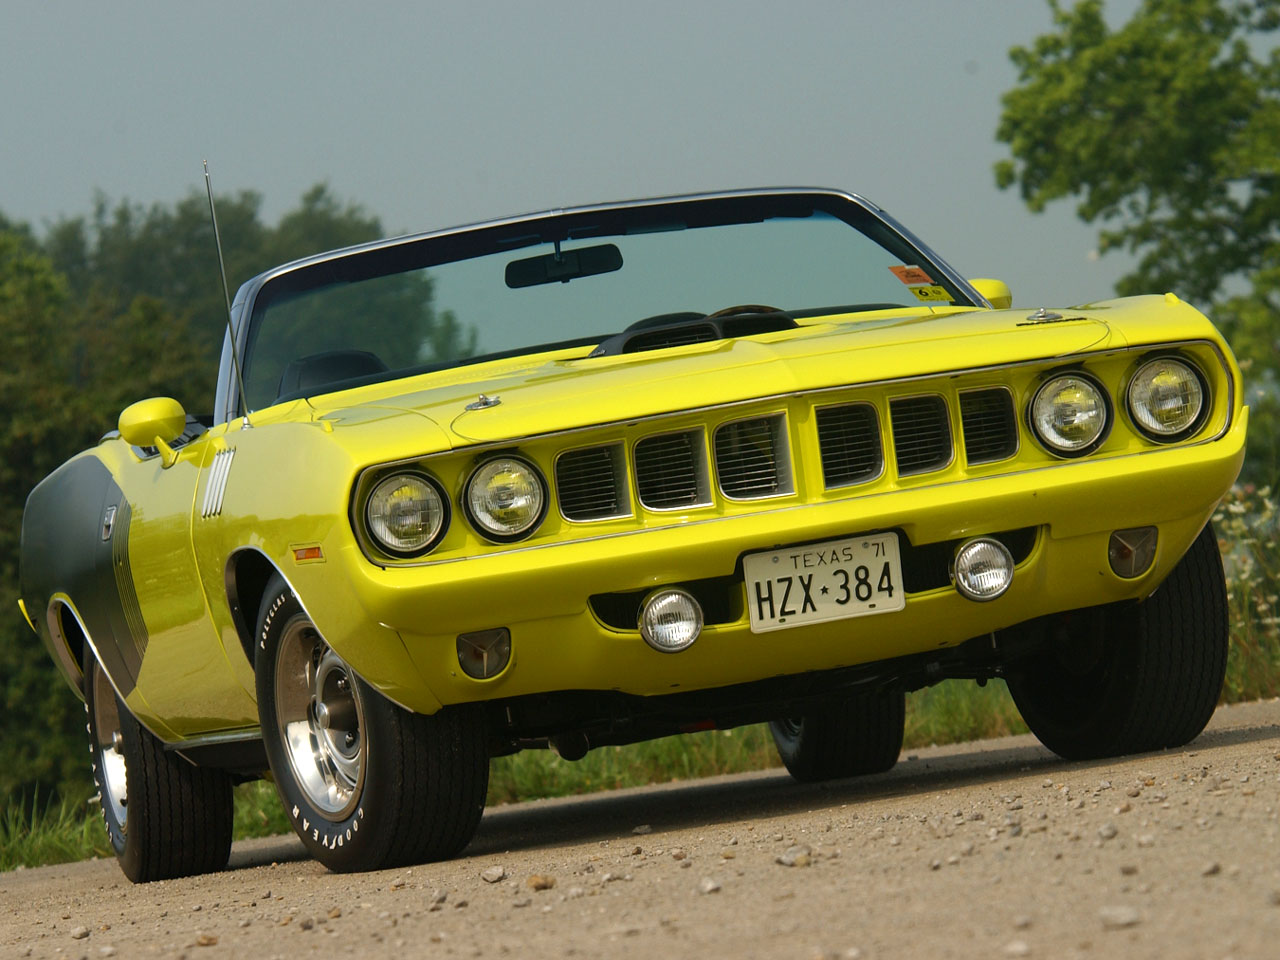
[20,455,148,698]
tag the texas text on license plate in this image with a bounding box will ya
[743,532,905,633]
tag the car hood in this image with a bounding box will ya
[308,297,1200,447]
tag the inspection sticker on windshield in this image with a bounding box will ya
[743,532,905,633]
[890,264,933,285]
[910,284,952,303]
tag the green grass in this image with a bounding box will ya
[6,486,1279,870]
[1215,487,1280,702]
[0,792,110,871]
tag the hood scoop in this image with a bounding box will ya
[589,309,799,358]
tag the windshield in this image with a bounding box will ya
[241,193,972,411]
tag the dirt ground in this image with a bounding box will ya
[5,699,1280,960]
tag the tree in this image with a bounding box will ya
[0,185,481,805]
[995,0,1280,484]
[0,233,204,801]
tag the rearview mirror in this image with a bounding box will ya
[970,278,1013,310]
[118,397,186,448]
[505,243,623,288]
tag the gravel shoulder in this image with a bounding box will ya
[5,699,1280,960]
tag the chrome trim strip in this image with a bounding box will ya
[201,448,236,518]
[362,340,1235,470]
[362,340,1238,568]
[221,187,982,422]
[165,727,262,751]
[48,595,172,742]
[381,433,1233,569]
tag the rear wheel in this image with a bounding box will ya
[770,687,905,783]
[1007,521,1228,760]
[83,649,233,882]
[255,576,488,872]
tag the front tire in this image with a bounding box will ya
[1006,521,1228,760]
[83,649,233,882]
[255,576,488,872]
[770,687,905,783]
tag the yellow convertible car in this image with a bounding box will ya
[19,189,1246,881]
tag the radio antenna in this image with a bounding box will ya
[203,160,251,426]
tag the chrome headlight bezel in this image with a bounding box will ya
[463,454,548,543]
[1028,371,1112,458]
[1125,355,1209,443]
[363,471,450,558]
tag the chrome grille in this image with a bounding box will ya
[556,444,628,520]
[634,430,708,509]
[960,388,1018,464]
[816,403,881,487]
[714,415,791,499]
[890,395,952,476]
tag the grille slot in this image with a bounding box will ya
[816,403,882,488]
[634,430,709,509]
[960,388,1018,464]
[714,415,792,499]
[890,395,952,476]
[555,444,629,521]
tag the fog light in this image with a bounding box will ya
[1109,527,1158,578]
[638,589,703,653]
[457,627,511,679]
[952,538,1014,602]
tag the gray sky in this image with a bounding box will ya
[2,0,1141,308]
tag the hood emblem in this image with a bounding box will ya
[466,394,502,411]
[1017,307,1089,326]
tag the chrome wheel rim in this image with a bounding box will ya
[274,616,366,818]
[91,663,128,829]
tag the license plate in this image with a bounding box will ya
[743,532,905,633]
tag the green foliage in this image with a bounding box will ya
[1214,486,1280,700]
[996,0,1280,303]
[904,680,1027,746]
[40,184,388,411]
[231,781,292,840]
[0,792,111,871]
[0,184,471,808]
[996,0,1280,487]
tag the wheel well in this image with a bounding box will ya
[54,602,88,692]
[225,550,277,667]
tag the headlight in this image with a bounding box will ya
[365,473,448,556]
[465,456,547,542]
[1127,357,1206,440]
[1030,374,1109,456]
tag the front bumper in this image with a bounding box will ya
[299,410,1246,715]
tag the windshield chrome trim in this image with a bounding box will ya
[218,188,984,423]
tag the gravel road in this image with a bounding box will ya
[6,699,1280,960]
